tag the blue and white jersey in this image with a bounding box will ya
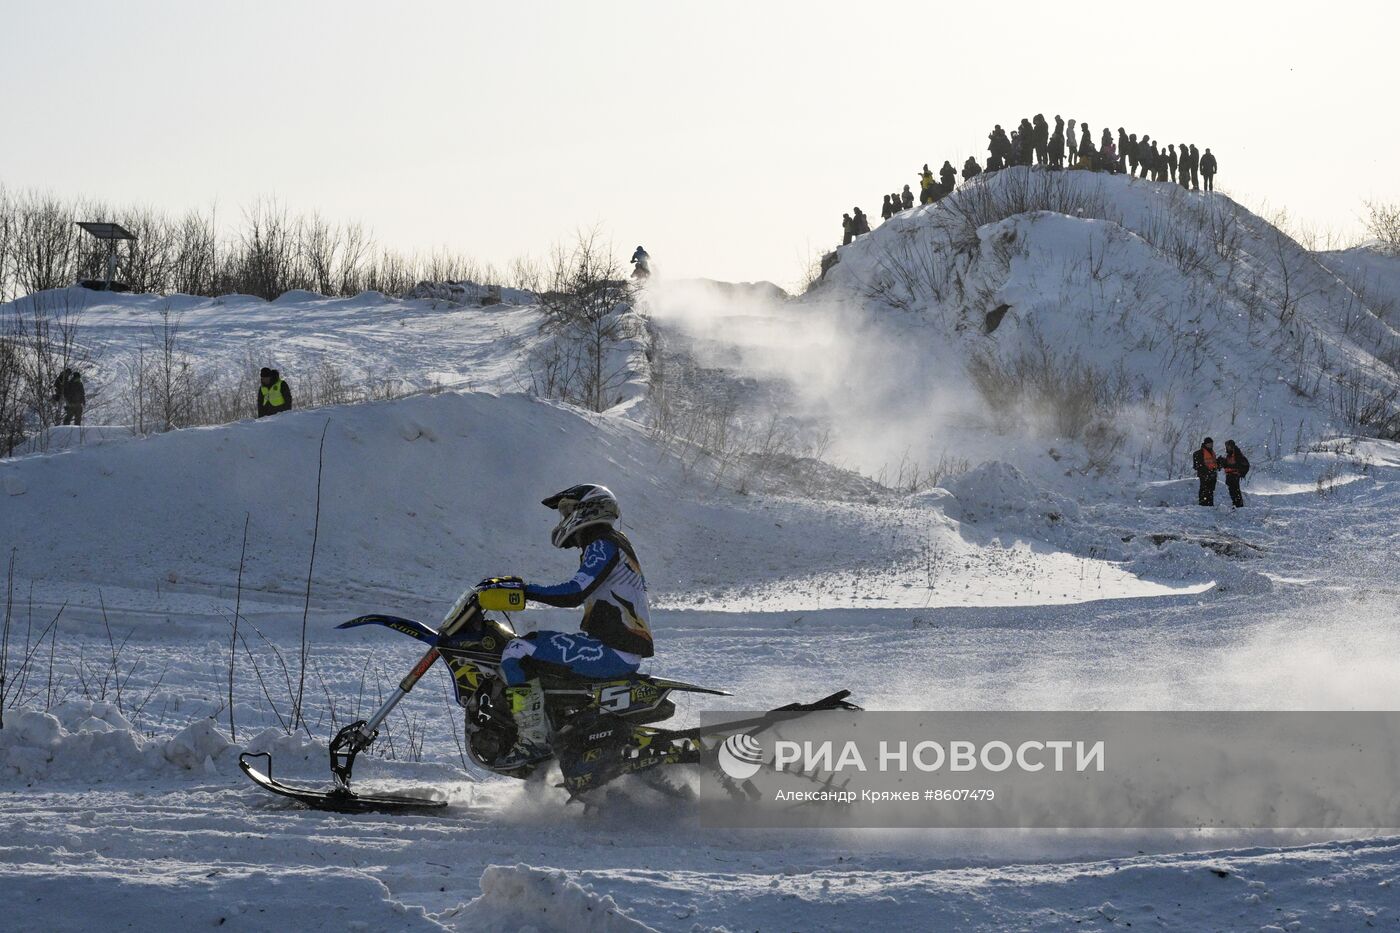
[524,529,653,657]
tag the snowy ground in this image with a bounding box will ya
[3,399,1399,929]
[4,173,1400,929]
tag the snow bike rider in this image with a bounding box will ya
[480,484,653,767]
[630,246,651,279]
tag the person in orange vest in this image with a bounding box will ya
[1191,437,1220,506]
[1221,439,1250,508]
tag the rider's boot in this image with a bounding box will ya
[497,678,551,769]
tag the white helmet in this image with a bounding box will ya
[541,484,620,548]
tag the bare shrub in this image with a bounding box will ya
[1364,200,1400,254]
[1137,198,1214,277]
[0,332,23,455]
[111,207,179,294]
[1264,211,1324,329]
[1316,460,1342,498]
[121,307,210,433]
[1329,370,1400,439]
[1205,199,1242,262]
[941,169,1119,248]
[966,337,1132,443]
[171,209,220,296]
[860,229,958,314]
[297,213,378,297]
[874,450,972,494]
[793,244,827,296]
[5,291,93,446]
[506,255,544,293]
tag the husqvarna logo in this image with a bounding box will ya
[718,732,765,780]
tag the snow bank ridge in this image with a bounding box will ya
[453,863,657,933]
[0,701,323,783]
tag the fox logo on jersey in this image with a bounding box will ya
[581,540,610,572]
[548,632,606,664]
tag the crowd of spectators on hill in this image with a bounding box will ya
[852,113,1218,243]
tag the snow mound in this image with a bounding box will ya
[0,702,328,783]
[2,705,146,782]
[406,279,536,305]
[939,461,1081,527]
[455,864,657,933]
[160,717,236,771]
[1128,538,1273,595]
[0,390,968,618]
[271,288,325,304]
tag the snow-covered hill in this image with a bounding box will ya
[1318,242,1400,318]
[1,388,1205,631]
[647,170,1400,481]
[4,285,553,424]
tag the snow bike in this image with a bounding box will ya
[239,583,858,813]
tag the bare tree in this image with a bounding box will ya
[337,222,371,295]
[13,193,79,294]
[236,200,303,299]
[121,307,207,433]
[171,208,219,296]
[151,309,198,430]
[506,254,543,293]
[1364,200,1400,254]
[0,184,14,303]
[0,324,25,456]
[534,231,642,412]
[0,183,500,302]
[111,206,178,293]
[7,291,91,442]
[300,212,342,295]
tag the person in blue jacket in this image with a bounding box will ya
[491,484,653,766]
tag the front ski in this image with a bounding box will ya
[238,752,448,814]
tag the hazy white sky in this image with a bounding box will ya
[1,0,1395,287]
